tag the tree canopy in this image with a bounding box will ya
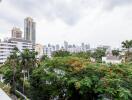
[52,50,71,57]
[29,57,132,100]
[1,40,132,100]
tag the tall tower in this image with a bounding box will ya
[12,27,22,39]
[64,41,68,51]
[24,17,36,44]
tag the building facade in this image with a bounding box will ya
[102,56,122,64]
[0,38,33,64]
[12,27,22,39]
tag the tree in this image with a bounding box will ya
[40,55,49,62]
[0,47,21,93]
[29,57,132,100]
[112,49,120,57]
[29,57,88,100]
[122,40,132,51]
[72,51,91,60]
[1,55,132,100]
[91,49,106,63]
[52,50,71,57]
[20,49,38,93]
[122,40,132,62]
[20,49,38,79]
[0,48,38,97]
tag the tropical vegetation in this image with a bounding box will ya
[0,40,132,100]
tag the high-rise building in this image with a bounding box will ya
[24,17,36,44]
[81,43,85,51]
[12,27,22,39]
[97,45,111,50]
[64,41,68,50]
[55,44,60,51]
[85,44,90,50]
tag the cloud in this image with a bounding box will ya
[0,0,26,26]
[8,0,84,25]
[1,0,132,48]
[7,0,132,25]
[102,0,132,10]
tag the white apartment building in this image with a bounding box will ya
[102,52,122,64]
[0,38,33,64]
[102,56,122,64]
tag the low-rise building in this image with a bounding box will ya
[102,55,122,64]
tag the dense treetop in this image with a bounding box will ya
[1,40,132,100]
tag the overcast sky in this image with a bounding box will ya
[0,0,132,48]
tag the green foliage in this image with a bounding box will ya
[0,48,38,98]
[122,40,132,49]
[1,41,132,100]
[72,51,91,60]
[52,50,71,57]
[29,57,132,100]
[112,49,120,57]
[21,49,38,70]
[91,48,106,63]
[40,54,49,61]
[0,64,21,86]
[122,40,132,62]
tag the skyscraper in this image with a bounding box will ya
[24,17,36,44]
[11,27,22,39]
[81,43,85,51]
[64,41,68,50]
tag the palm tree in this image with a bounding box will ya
[20,49,30,93]
[21,49,38,79]
[20,49,38,93]
[40,54,48,62]
[122,40,132,62]
[7,47,20,92]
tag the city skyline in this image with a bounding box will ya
[0,0,132,48]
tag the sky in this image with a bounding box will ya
[0,0,132,48]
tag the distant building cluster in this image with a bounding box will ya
[37,43,123,64]
[0,17,122,64]
[0,17,36,64]
[43,41,90,57]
